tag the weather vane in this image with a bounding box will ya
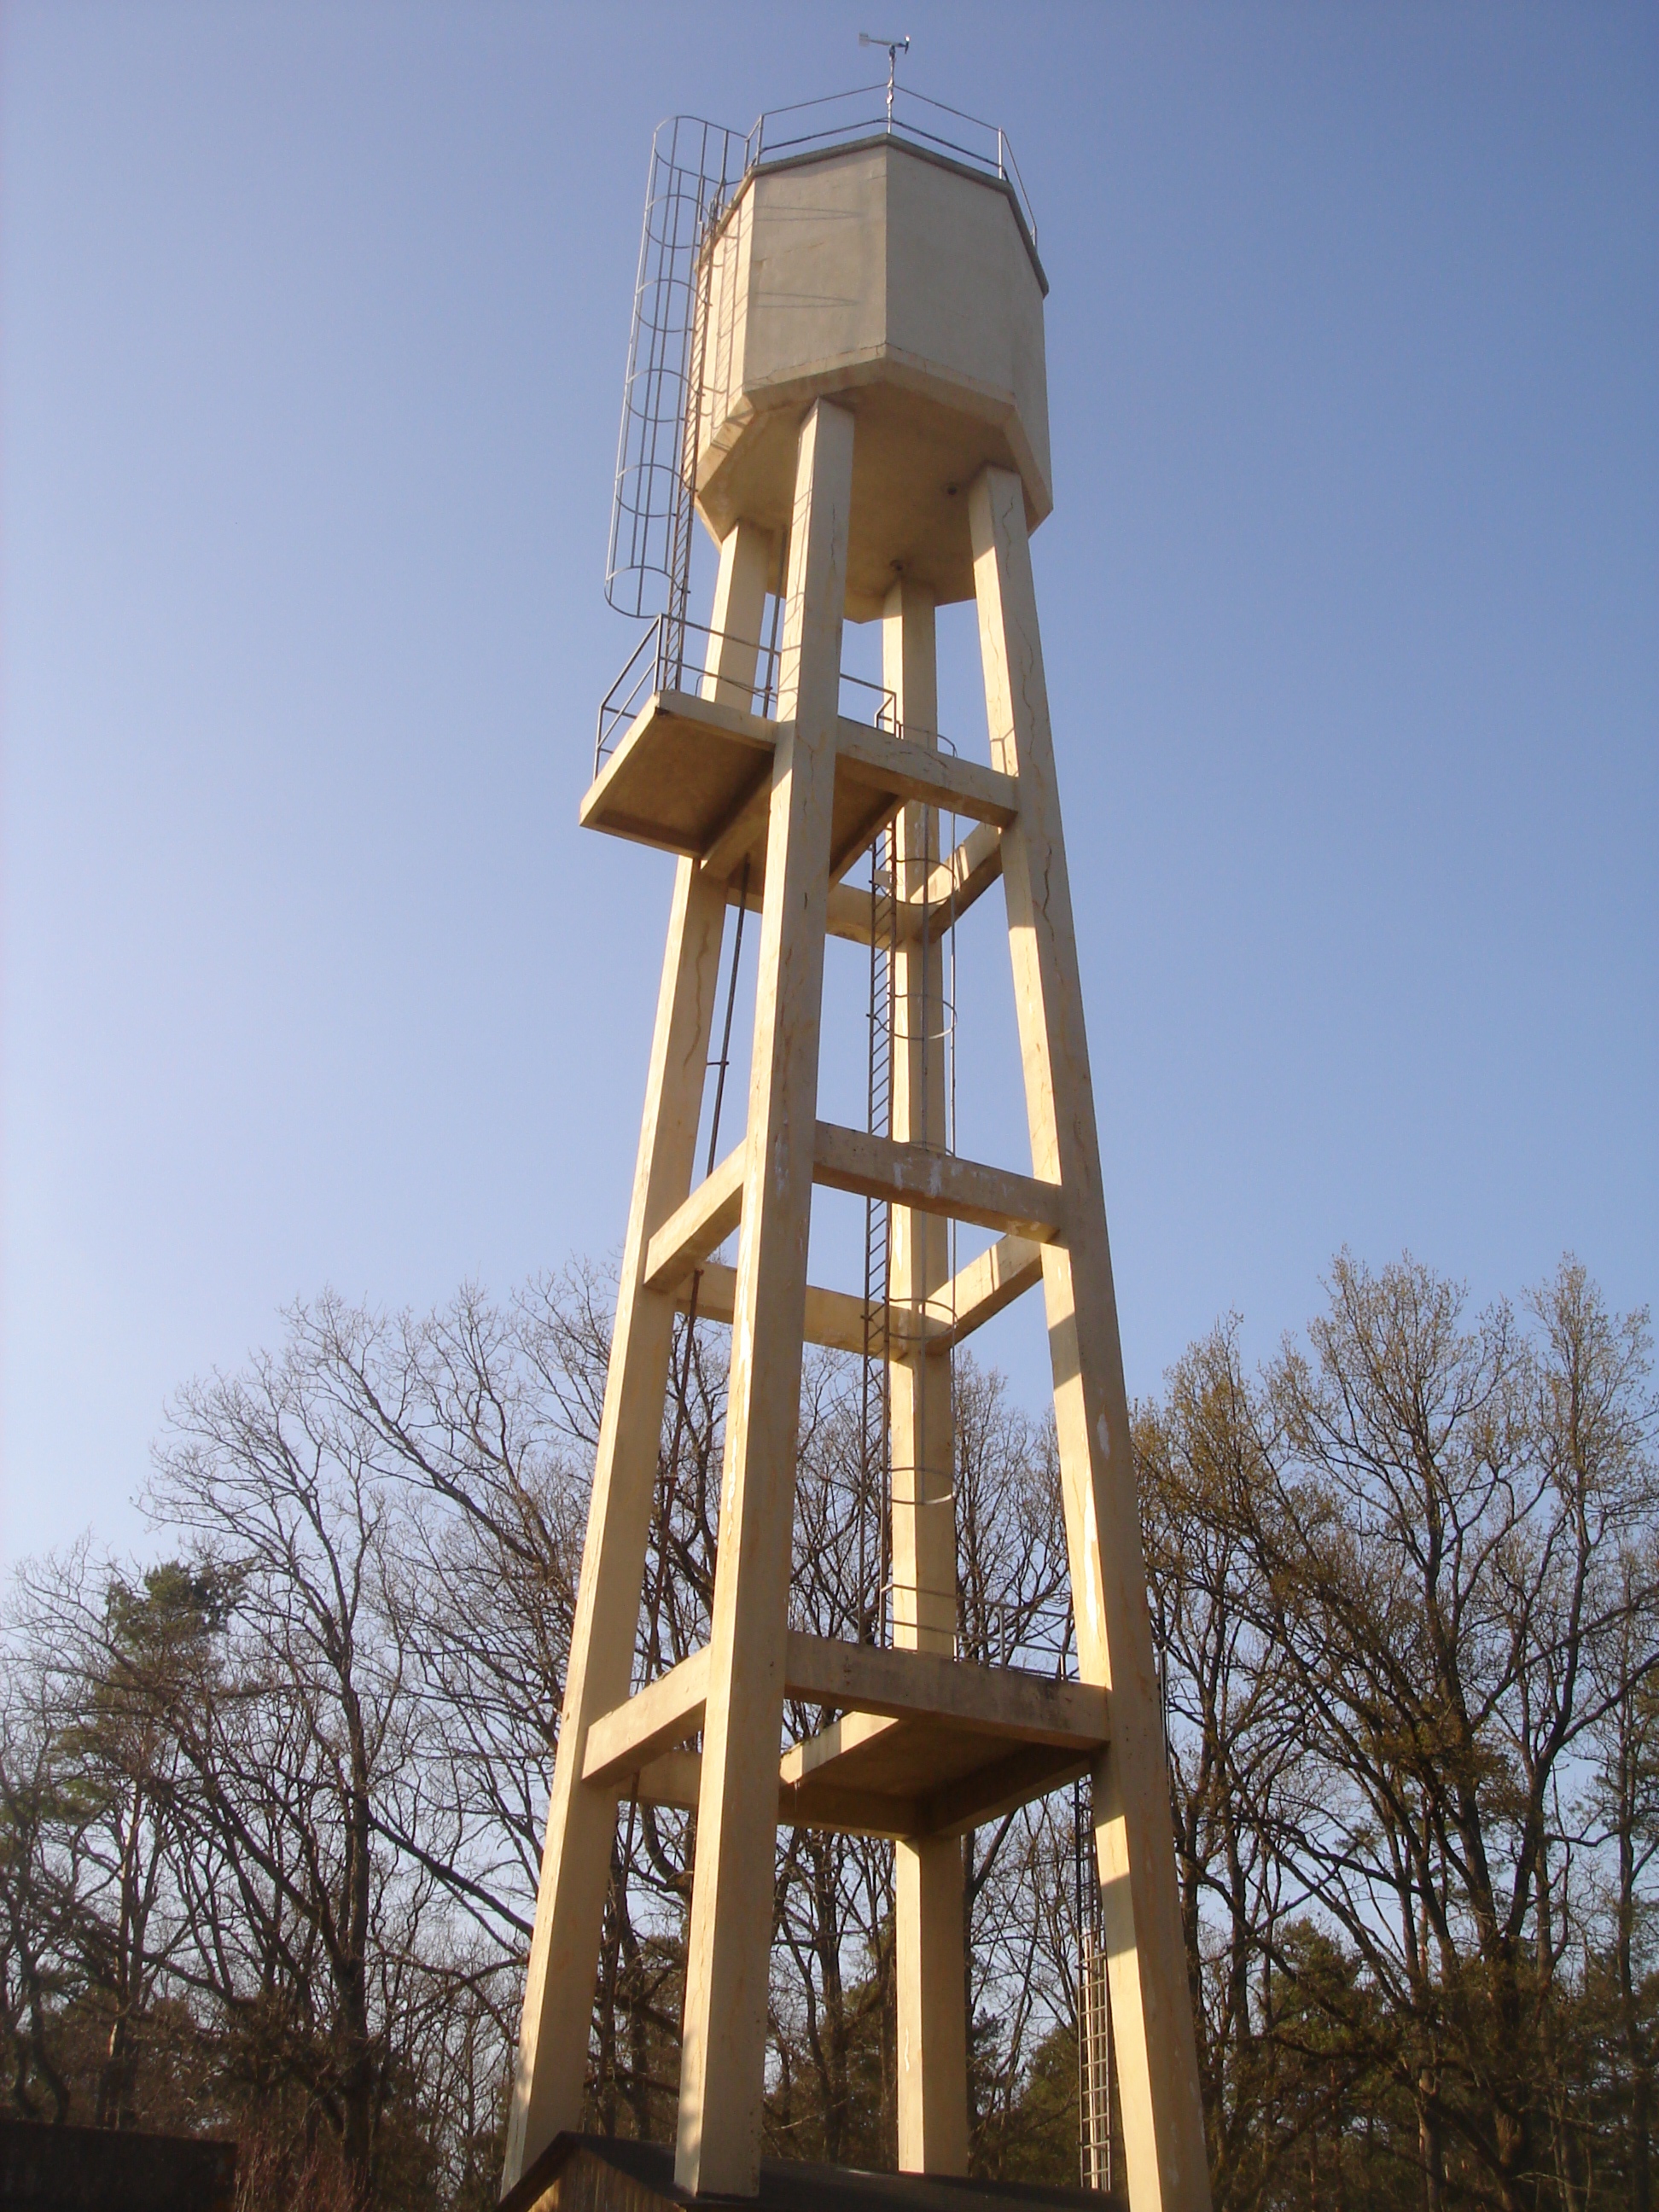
[859,29,910,121]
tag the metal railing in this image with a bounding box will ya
[594,614,899,777]
[745,84,1039,258]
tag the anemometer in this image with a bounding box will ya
[859,30,911,119]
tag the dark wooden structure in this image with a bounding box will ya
[501,2133,1125,2212]
[0,2120,236,2212]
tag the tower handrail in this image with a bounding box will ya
[594,614,899,777]
[744,83,1038,251]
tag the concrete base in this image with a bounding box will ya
[0,2121,236,2211]
[500,2133,1121,2212]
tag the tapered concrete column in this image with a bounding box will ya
[969,464,1210,2212]
[674,399,855,2199]
[702,518,774,710]
[884,576,970,2174]
[884,576,955,1657]
[502,853,728,2189]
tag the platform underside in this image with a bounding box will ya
[583,692,888,886]
[583,694,784,861]
[501,2133,1121,2212]
[581,691,1018,896]
[584,1634,1106,1850]
[632,1713,1092,1846]
[778,1711,1091,1842]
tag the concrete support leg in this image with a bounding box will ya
[969,464,1211,2212]
[883,576,970,2174]
[502,852,728,2190]
[673,399,856,2199]
[703,518,774,710]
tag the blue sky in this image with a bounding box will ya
[3,1,1654,1567]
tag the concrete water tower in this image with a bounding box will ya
[501,77,1210,2212]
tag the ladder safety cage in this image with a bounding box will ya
[605,115,748,624]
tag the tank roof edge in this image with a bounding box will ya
[744,134,1050,300]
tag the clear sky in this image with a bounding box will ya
[3,1,1654,1569]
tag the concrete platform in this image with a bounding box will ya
[779,1710,1092,1842]
[500,2132,1120,2212]
[579,1633,1108,1848]
[580,692,1017,890]
[584,691,783,864]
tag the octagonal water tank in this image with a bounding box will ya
[691,135,1051,619]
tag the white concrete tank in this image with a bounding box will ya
[691,136,1051,620]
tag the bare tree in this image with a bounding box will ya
[144,1316,441,2207]
[1231,1255,1657,2212]
[6,1249,1654,2212]
[1137,1324,1365,2212]
[0,1611,80,2122]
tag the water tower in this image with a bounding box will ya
[501,78,1209,2212]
